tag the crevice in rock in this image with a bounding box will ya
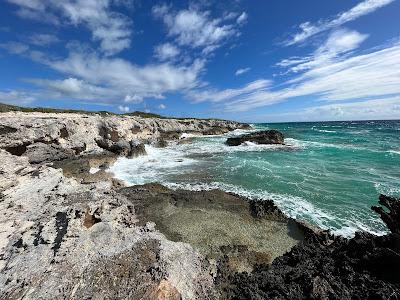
[0,125,18,135]
[83,208,102,228]
[3,143,30,156]
[51,212,69,257]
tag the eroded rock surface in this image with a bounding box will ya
[0,111,247,162]
[226,130,284,146]
[0,150,216,299]
[221,196,400,299]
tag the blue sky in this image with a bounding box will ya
[0,0,399,122]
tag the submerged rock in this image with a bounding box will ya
[226,130,285,146]
[119,184,305,272]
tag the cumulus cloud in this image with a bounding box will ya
[12,48,205,104]
[154,43,180,61]
[153,4,244,55]
[7,0,132,55]
[158,103,166,109]
[118,105,129,113]
[285,0,394,45]
[235,67,250,76]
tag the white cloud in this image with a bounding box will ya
[235,67,251,76]
[158,103,166,109]
[190,30,400,114]
[0,42,29,54]
[154,43,180,61]
[12,48,205,104]
[27,77,119,101]
[237,12,248,24]
[7,0,132,55]
[0,90,36,105]
[260,96,400,122]
[280,29,369,73]
[285,0,394,45]
[28,33,59,46]
[118,105,129,113]
[153,4,243,55]
[190,79,272,103]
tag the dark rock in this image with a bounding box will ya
[110,140,131,156]
[24,142,75,164]
[71,143,86,155]
[153,138,168,148]
[129,140,146,157]
[83,208,102,228]
[3,143,29,156]
[203,126,230,135]
[160,130,181,140]
[220,195,400,299]
[0,125,18,135]
[249,199,287,221]
[52,212,69,257]
[226,130,284,146]
[372,194,400,234]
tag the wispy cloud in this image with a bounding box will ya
[235,67,251,76]
[191,30,400,113]
[0,90,36,105]
[258,96,400,122]
[284,0,394,45]
[28,33,59,46]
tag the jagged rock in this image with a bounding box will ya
[110,140,131,156]
[24,142,75,164]
[220,196,400,299]
[226,130,285,146]
[0,111,247,160]
[0,150,217,299]
[129,139,146,157]
[372,194,400,234]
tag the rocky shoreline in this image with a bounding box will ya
[0,112,399,299]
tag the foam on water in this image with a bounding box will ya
[109,120,400,238]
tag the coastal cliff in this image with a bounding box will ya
[0,111,399,299]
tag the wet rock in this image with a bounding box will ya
[110,140,131,156]
[129,139,147,157]
[221,195,400,299]
[372,194,400,234]
[226,130,285,146]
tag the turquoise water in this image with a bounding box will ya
[111,120,400,236]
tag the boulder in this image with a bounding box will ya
[226,130,284,146]
[129,140,146,157]
[110,140,131,156]
[24,142,75,164]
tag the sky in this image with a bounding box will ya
[0,0,400,122]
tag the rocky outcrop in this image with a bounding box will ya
[0,111,247,163]
[0,150,217,299]
[221,196,400,299]
[226,130,284,146]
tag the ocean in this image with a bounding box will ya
[110,120,400,237]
